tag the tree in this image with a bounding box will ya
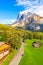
[8,35,22,49]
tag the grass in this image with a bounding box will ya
[0,48,18,65]
[19,39,43,65]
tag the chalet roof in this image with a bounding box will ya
[0,43,10,51]
[34,42,40,44]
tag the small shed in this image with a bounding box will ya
[33,42,40,48]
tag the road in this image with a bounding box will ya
[9,43,24,65]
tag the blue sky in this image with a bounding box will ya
[0,0,43,24]
[0,0,24,24]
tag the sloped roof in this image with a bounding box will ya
[0,43,10,51]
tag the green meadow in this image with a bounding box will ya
[19,39,43,65]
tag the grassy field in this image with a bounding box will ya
[19,39,43,65]
[0,49,18,65]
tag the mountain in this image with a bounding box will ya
[11,11,33,27]
[11,11,43,31]
[25,14,43,31]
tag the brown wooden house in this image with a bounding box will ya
[33,42,40,48]
[0,42,11,60]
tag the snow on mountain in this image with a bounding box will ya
[17,10,33,21]
[11,10,43,31]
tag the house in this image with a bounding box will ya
[0,42,11,60]
[33,42,40,48]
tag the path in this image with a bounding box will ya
[9,43,24,65]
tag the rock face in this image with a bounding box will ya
[11,11,43,31]
[25,15,43,31]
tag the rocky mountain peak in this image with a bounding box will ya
[11,10,43,31]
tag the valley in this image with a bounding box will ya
[0,0,43,65]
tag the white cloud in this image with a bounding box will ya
[32,5,43,16]
[15,0,43,17]
[9,19,16,23]
[0,19,16,24]
[15,0,39,8]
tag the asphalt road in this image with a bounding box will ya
[9,44,24,65]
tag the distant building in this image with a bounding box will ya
[0,42,11,60]
[33,42,40,48]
